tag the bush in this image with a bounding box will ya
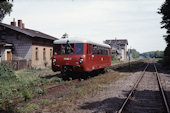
[111,54,115,60]
[17,103,39,113]
[22,88,33,101]
[0,63,15,77]
[36,87,46,96]
[163,56,170,67]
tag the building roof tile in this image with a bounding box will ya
[105,39,128,45]
[0,22,58,40]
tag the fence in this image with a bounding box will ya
[2,60,32,70]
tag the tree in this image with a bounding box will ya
[61,33,68,39]
[158,0,170,66]
[131,49,140,59]
[0,1,13,22]
[140,51,164,58]
[154,51,164,58]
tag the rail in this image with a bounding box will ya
[117,63,149,113]
[154,64,170,113]
[118,63,170,113]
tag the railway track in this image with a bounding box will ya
[118,63,170,113]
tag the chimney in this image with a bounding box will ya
[18,20,22,29]
[22,23,25,29]
[11,18,16,26]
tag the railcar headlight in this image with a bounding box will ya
[53,59,56,63]
[79,58,83,64]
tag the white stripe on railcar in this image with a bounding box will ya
[53,38,111,48]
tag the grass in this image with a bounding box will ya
[111,60,124,65]
[20,71,126,113]
[0,65,60,112]
[0,60,146,112]
[52,72,125,112]
[17,103,39,113]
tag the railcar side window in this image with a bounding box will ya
[92,45,110,55]
[75,43,83,54]
[93,45,97,54]
[53,44,61,55]
[107,49,109,55]
[62,44,74,55]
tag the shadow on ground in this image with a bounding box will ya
[111,61,147,73]
[40,69,105,81]
[156,63,170,75]
[59,69,106,81]
[78,90,170,113]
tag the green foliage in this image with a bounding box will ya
[154,50,164,58]
[61,33,68,39]
[131,49,140,58]
[0,67,60,112]
[0,1,13,21]
[140,51,164,58]
[17,103,39,113]
[140,51,154,58]
[0,63,15,77]
[40,99,52,107]
[111,54,115,60]
[159,0,170,66]
[36,87,47,96]
[22,88,33,101]
[163,45,170,66]
[111,60,124,64]
[0,64,22,112]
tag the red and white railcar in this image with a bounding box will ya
[52,39,111,73]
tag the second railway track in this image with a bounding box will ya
[118,63,170,113]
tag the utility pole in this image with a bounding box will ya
[128,47,131,71]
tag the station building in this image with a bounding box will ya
[0,20,58,69]
[104,39,128,61]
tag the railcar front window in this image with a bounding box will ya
[75,43,83,54]
[54,44,61,55]
[62,44,74,55]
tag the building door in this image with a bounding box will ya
[7,51,11,61]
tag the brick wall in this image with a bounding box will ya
[32,45,53,68]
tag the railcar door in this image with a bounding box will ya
[86,44,93,71]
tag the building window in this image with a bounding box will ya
[1,32,6,39]
[43,48,46,61]
[50,49,52,58]
[35,48,38,60]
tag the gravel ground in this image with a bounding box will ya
[125,64,165,113]
[67,63,170,113]
[70,71,143,113]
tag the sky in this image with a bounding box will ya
[2,0,166,53]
